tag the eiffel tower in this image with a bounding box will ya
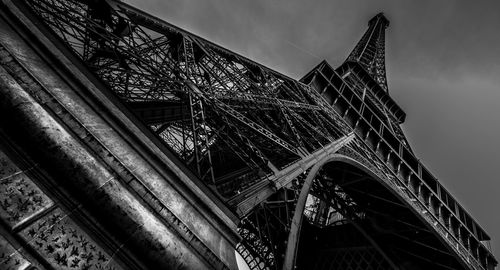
[0,0,496,270]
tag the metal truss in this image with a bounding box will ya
[341,71,411,148]
[304,54,497,269]
[237,178,304,270]
[19,1,497,270]
[346,13,389,92]
[307,170,399,269]
[23,0,345,198]
[302,179,394,270]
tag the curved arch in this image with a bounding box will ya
[282,153,381,270]
[282,151,453,270]
[281,148,476,270]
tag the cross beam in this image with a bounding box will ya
[230,132,355,217]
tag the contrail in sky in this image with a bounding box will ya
[284,39,321,60]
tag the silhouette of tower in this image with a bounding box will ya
[0,1,496,270]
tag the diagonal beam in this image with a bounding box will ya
[230,132,355,217]
[186,82,300,156]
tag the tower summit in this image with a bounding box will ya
[346,12,390,92]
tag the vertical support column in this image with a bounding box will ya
[414,181,423,198]
[435,202,442,220]
[395,161,402,175]
[424,191,431,208]
[446,214,453,231]
[405,171,412,186]
[464,234,471,250]
[457,224,462,241]
[384,151,391,163]
[182,37,216,185]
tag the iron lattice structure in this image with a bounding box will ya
[346,13,390,92]
[16,0,497,269]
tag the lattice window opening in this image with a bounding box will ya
[312,185,365,222]
[303,168,370,230]
[154,124,194,157]
[304,193,348,228]
[155,125,217,177]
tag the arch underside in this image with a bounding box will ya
[238,150,471,270]
[296,160,465,270]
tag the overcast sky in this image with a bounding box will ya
[126,0,500,260]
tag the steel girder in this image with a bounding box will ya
[22,0,346,198]
[17,1,497,270]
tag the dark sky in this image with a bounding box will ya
[126,0,500,260]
